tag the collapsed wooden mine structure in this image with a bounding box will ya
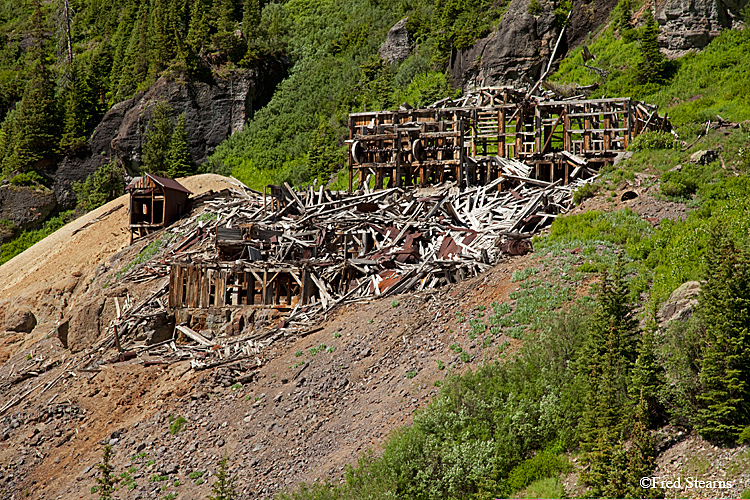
[348,88,670,190]
[168,262,315,309]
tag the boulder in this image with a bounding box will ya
[689,149,719,165]
[379,18,411,64]
[67,298,105,353]
[659,281,700,324]
[4,307,37,333]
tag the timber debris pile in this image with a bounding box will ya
[79,87,670,373]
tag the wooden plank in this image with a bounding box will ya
[176,325,213,346]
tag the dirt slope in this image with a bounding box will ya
[0,174,243,360]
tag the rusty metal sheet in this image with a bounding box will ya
[438,236,460,259]
[500,239,532,255]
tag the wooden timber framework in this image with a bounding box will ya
[348,91,669,190]
[169,262,321,310]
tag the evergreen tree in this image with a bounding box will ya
[308,119,344,181]
[187,0,215,58]
[695,230,750,442]
[630,308,665,426]
[578,261,639,450]
[116,3,150,101]
[12,0,60,170]
[148,0,176,75]
[166,113,194,178]
[621,396,664,499]
[60,62,99,152]
[95,443,120,500]
[241,0,260,42]
[141,101,174,176]
[637,9,667,84]
[208,455,237,500]
[74,160,125,211]
[213,0,242,60]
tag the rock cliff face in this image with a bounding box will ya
[0,184,57,235]
[450,0,619,89]
[379,18,412,64]
[655,0,749,58]
[51,60,287,209]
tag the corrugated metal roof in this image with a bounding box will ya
[145,173,192,194]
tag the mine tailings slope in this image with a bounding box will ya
[0,174,541,499]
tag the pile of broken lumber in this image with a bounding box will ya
[82,161,596,372]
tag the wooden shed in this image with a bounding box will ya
[127,173,191,241]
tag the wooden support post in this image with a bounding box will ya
[515,110,524,159]
[395,130,402,188]
[262,268,268,306]
[348,116,354,192]
[583,103,591,153]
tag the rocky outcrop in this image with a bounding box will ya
[659,280,700,323]
[0,184,57,236]
[450,0,619,89]
[51,61,287,209]
[656,0,749,58]
[66,297,105,353]
[379,18,411,64]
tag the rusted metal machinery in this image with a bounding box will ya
[348,88,670,190]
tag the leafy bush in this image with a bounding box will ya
[629,131,675,152]
[660,169,698,199]
[572,181,599,205]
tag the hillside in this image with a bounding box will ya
[2,0,750,499]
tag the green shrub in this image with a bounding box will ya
[629,131,676,152]
[572,181,599,205]
[504,449,571,495]
[9,171,43,186]
[168,416,187,435]
[528,0,543,15]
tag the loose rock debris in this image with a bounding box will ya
[79,161,596,373]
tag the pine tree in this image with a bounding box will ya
[695,230,750,442]
[213,0,242,60]
[187,0,215,58]
[95,443,120,500]
[630,308,665,426]
[208,455,237,500]
[148,0,175,75]
[621,396,664,499]
[241,0,260,42]
[637,9,667,84]
[141,101,174,176]
[60,62,99,152]
[116,3,150,101]
[166,113,194,178]
[578,260,639,450]
[12,0,60,170]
